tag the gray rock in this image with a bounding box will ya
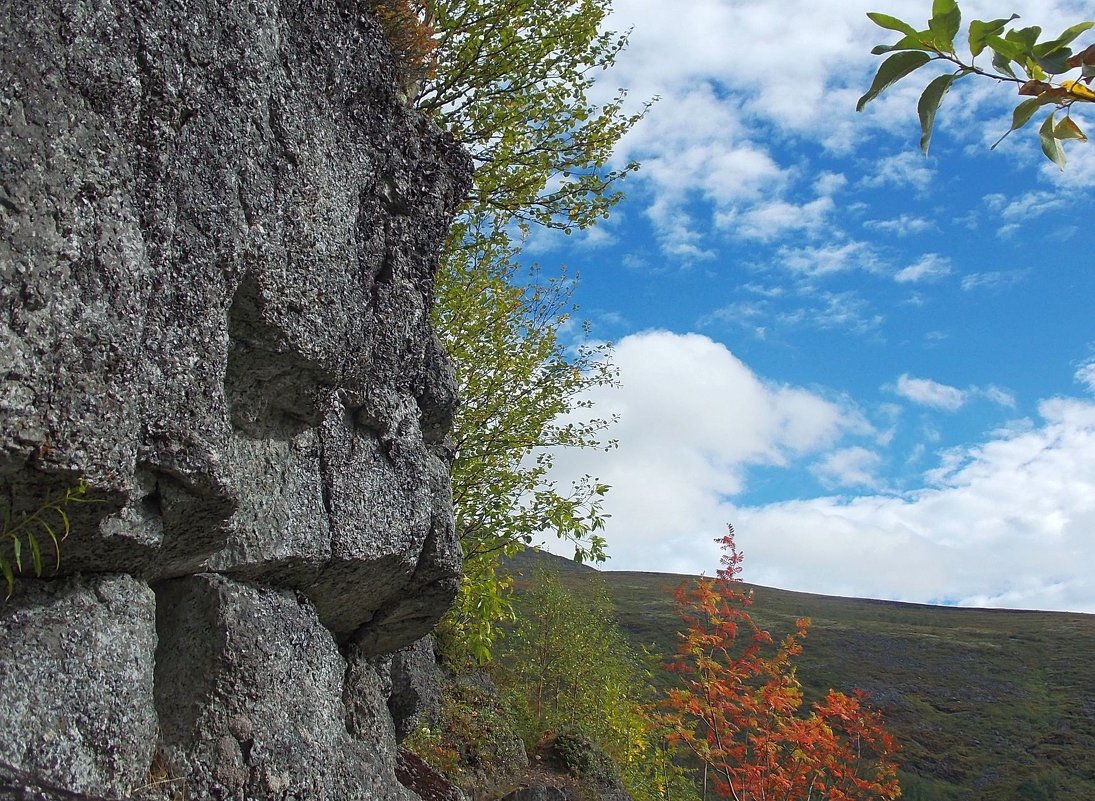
[154,574,415,801]
[0,575,158,797]
[499,786,567,801]
[389,635,443,742]
[2,0,467,640]
[0,0,470,797]
[395,749,465,801]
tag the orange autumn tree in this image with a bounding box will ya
[660,527,901,801]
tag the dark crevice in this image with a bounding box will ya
[140,481,163,518]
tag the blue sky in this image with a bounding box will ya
[523,0,1095,612]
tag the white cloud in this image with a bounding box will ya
[981,385,1017,408]
[702,288,884,337]
[543,331,868,572]
[894,253,951,283]
[547,337,1095,612]
[891,375,1016,410]
[814,171,848,195]
[961,270,1028,291]
[718,196,835,242]
[864,214,934,236]
[859,151,935,190]
[780,291,884,334]
[528,0,1095,612]
[1043,139,1095,188]
[893,374,968,411]
[1077,358,1095,393]
[736,397,1095,610]
[774,241,882,278]
[812,447,886,490]
[984,189,1070,221]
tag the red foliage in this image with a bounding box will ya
[371,0,438,87]
[660,526,901,801]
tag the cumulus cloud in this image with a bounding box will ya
[737,398,1095,611]
[859,152,935,191]
[718,196,836,242]
[774,241,882,278]
[702,288,884,338]
[544,331,868,572]
[891,375,1017,411]
[529,0,1095,612]
[544,333,1095,612]
[984,190,1071,220]
[592,0,1095,260]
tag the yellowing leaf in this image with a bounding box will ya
[1061,80,1095,101]
[1054,116,1088,141]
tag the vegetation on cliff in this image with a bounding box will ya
[370,0,649,664]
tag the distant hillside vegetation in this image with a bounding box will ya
[504,549,1095,801]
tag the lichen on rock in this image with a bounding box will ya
[0,0,471,797]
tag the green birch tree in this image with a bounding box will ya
[392,0,650,663]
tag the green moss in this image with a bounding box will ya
[404,676,528,797]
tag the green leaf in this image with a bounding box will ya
[55,507,71,539]
[928,0,961,52]
[29,532,43,576]
[969,15,1020,57]
[990,97,1044,149]
[872,33,933,55]
[1036,50,1074,75]
[866,12,919,37]
[0,556,12,598]
[1005,25,1043,56]
[857,51,933,111]
[987,35,1026,63]
[12,537,21,572]
[1025,60,1049,81]
[991,46,1018,78]
[1034,21,1094,58]
[918,73,956,153]
[1039,111,1067,169]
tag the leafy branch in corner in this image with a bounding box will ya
[1,481,94,596]
[859,0,1095,168]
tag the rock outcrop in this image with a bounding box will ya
[0,1,470,798]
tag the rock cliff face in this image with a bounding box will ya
[0,1,470,798]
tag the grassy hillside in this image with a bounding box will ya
[504,550,1095,801]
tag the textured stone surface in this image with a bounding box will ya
[2,0,467,640]
[396,749,466,801]
[0,0,470,796]
[499,787,567,801]
[0,575,158,796]
[154,574,415,801]
[389,635,444,742]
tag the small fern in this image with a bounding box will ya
[1,480,94,597]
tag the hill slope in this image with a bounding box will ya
[504,550,1095,801]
